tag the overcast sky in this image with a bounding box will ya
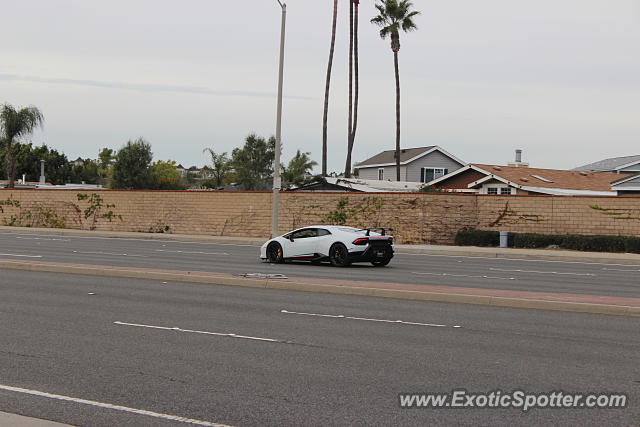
[2,0,639,172]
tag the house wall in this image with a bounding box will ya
[356,150,463,182]
[357,166,408,181]
[436,170,486,190]
[405,150,465,183]
[613,176,640,189]
[1,189,640,244]
[618,165,640,173]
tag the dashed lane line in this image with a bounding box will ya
[281,310,461,328]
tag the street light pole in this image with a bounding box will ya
[271,0,286,238]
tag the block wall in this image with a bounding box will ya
[1,189,639,243]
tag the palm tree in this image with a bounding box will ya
[0,104,44,188]
[371,0,419,181]
[202,147,232,188]
[322,0,339,177]
[344,0,360,178]
[282,150,318,188]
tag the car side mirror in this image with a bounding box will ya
[289,235,295,242]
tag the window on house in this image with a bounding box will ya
[500,187,512,195]
[378,168,384,180]
[421,168,448,183]
[487,187,498,195]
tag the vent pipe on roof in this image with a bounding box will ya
[508,149,529,168]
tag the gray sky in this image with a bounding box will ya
[1,0,639,171]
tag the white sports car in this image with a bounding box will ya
[260,225,394,267]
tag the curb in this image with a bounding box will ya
[396,246,640,266]
[1,260,638,318]
[0,411,71,426]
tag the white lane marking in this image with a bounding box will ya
[114,321,280,343]
[489,268,596,276]
[0,253,43,258]
[602,267,640,272]
[0,384,232,427]
[280,310,458,328]
[411,271,515,280]
[155,249,229,255]
[0,233,259,247]
[15,236,71,242]
[72,250,147,258]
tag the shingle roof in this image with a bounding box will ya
[472,164,621,191]
[354,146,436,167]
[572,155,640,172]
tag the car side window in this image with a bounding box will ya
[317,228,331,236]
[292,228,317,239]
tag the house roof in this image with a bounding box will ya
[354,146,465,168]
[355,146,434,167]
[572,155,640,172]
[428,164,621,195]
[472,164,621,192]
[293,177,423,192]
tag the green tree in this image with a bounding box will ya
[231,134,275,191]
[150,160,185,190]
[282,150,318,188]
[371,0,420,181]
[322,0,339,177]
[70,160,101,185]
[111,138,153,189]
[202,147,232,188]
[98,148,115,169]
[97,148,116,186]
[0,104,44,188]
[1,143,73,185]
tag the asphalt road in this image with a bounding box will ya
[0,232,639,297]
[0,269,639,426]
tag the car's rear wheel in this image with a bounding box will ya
[371,257,391,267]
[329,243,351,267]
[266,242,284,263]
[370,247,392,267]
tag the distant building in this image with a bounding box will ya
[354,146,465,183]
[291,177,423,192]
[427,164,620,196]
[611,174,640,196]
[573,155,640,175]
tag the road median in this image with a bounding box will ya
[1,259,638,317]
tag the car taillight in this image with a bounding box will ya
[352,238,369,245]
[388,237,393,244]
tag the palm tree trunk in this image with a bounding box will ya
[5,143,15,188]
[345,0,354,178]
[394,50,401,181]
[322,0,338,177]
[351,1,359,157]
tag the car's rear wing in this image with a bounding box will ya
[361,227,393,236]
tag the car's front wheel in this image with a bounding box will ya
[329,243,351,267]
[266,242,284,263]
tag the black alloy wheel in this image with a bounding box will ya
[329,243,351,267]
[266,242,285,263]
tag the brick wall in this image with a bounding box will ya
[1,189,639,243]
